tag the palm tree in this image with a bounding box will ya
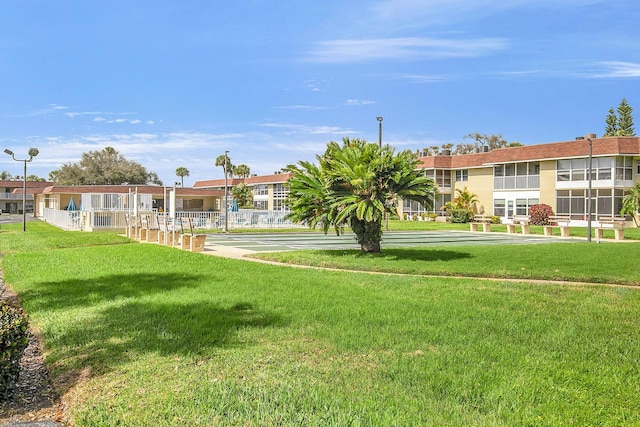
[233,164,251,178]
[621,183,640,226]
[286,137,436,253]
[215,154,233,178]
[175,166,189,187]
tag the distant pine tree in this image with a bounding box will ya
[604,107,618,136]
[616,98,635,136]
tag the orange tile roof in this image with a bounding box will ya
[417,136,640,169]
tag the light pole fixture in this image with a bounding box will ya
[376,117,383,147]
[584,134,596,242]
[223,150,229,232]
[4,147,39,231]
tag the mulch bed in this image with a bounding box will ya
[1,276,65,426]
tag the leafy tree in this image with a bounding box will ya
[0,171,12,180]
[286,137,436,253]
[604,107,618,136]
[231,182,253,208]
[175,166,190,187]
[233,164,251,178]
[456,133,511,154]
[26,175,46,182]
[48,146,163,185]
[617,98,635,136]
[215,154,233,178]
[620,183,640,226]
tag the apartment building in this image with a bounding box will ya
[0,180,52,214]
[406,136,639,224]
[193,172,292,211]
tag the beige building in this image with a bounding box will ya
[194,172,292,211]
[406,136,639,224]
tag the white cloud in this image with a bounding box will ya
[305,37,507,63]
[130,119,142,124]
[93,117,107,122]
[400,74,447,83]
[591,61,640,78]
[345,99,376,106]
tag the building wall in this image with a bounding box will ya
[463,167,493,214]
[539,160,558,211]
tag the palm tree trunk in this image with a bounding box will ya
[351,218,382,253]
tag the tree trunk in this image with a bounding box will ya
[351,218,382,253]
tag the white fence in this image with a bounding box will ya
[42,208,302,231]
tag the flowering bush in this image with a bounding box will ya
[529,203,554,225]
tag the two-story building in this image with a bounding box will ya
[407,136,639,224]
[0,180,53,214]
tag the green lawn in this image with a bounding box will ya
[1,222,640,426]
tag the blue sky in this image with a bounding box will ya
[1,0,638,185]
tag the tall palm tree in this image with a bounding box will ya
[175,166,189,187]
[287,137,435,253]
[621,183,640,226]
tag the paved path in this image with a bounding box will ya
[202,230,575,257]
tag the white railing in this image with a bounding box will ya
[42,208,302,231]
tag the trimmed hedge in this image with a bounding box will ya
[529,203,554,225]
[0,300,30,398]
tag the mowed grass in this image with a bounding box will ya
[252,243,640,286]
[1,222,640,426]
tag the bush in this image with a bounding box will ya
[529,203,554,225]
[491,216,501,224]
[0,300,30,398]
[449,209,474,223]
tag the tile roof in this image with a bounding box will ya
[193,173,292,187]
[417,136,640,169]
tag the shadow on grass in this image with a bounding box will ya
[311,248,474,262]
[49,299,287,398]
[20,273,206,311]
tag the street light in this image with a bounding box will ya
[4,147,39,231]
[584,134,596,242]
[223,150,229,232]
[376,117,383,147]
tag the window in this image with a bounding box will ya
[494,199,505,217]
[182,199,203,210]
[273,183,288,197]
[253,200,267,210]
[494,162,540,189]
[424,170,451,188]
[556,189,623,219]
[455,170,468,182]
[253,184,268,196]
[616,157,633,181]
[637,160,640,174]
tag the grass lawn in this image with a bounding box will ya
[1,222,640,426]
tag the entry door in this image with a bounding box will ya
[507,200,514,219]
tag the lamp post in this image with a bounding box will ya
[223,150,229,232]
[3,148,39,232]
[585,134,596,242]
[376,116,383,147]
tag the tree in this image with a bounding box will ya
[617,98,635,136]
[233,164,251,178]
[620,183,640,227]
[231,182,253,208]
[0,170,13,180]
[26,175,46,182]
[604,99,636,136]
[48,146,163,185]
[175,167,190,187]
[443,186,479,222]
[455,133,511,154]
[286,137,436,253]
[215,154,233,178]
[604,107,618,136]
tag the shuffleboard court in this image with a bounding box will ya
[205,231,575,253]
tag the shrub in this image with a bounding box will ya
[491,215,501,224]
[0,300,30,398]
[529,203,554,225]
[449,209,474,223]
